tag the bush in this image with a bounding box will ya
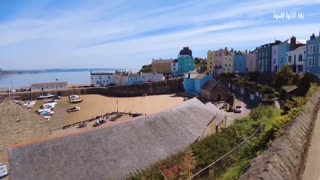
[297,73,318,96]
[220,72,236,78]
[260,85,275,94]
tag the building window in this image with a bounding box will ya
[298,54,303,61]
[309,45,316,53]
[288,56,292,63]
[308,57,315,66]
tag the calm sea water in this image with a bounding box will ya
[0,70,116,89]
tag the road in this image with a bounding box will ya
[302,111,320,180]
[225,100,251,126]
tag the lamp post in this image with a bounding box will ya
[116,100,118,115]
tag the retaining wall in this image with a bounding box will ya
[0,79,183,100]
[239,88,320,180]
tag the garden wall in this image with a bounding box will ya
[239,88,320,180]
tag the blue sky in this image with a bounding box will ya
[0,0,320,70]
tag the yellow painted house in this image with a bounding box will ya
[207,50,216,74]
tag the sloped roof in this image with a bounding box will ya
[201,80,219,91]
[8,98,224,180]
[0,99,49,169]
[195,74,207,80]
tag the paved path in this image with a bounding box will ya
[302,111,320,180]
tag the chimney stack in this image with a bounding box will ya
[311,33,315,40]
[290,36,297,50]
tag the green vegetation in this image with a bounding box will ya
[220,72,236,78]
[194,57,207,72]
[128,83,317,179]
[139,64,152,73]
[297,72,318,96]
[272,65,300,90]
[128,106,281,179]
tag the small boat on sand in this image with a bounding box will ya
[67,106,80,112]
[40,111,54,116]
[38,93,55,100]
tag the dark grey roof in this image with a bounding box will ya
[201,80,219,91]
[8,98,224,180]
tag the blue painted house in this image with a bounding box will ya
[178,47,194,74]
[233,51,246,73]
[183,73,213,95]
[305,33,320,75]
[277,40,290,71]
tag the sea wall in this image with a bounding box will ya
[1,79,183,100]
[239,88,320,180]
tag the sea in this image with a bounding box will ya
[0,69,132,89]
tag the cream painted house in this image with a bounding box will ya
[222,50,234,73]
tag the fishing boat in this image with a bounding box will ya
[69,94,83,103]
[38,93,55,100]
[70,98,83,103]
[67,106,80,112]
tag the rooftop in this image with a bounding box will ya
[8,98,223,180]
[90,72,114,75]
[31,82,68,87]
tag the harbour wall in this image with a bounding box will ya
[239,88,320,180]
[0,79,184,100]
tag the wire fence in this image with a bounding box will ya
[189,124,262,179]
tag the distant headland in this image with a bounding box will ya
[0,68,128,75]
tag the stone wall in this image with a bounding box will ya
[239,88,320,180]
[1,79,183,100]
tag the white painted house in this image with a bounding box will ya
[171,59,179,75]
[91,72,114,86]
[286,45,306,73]
[31,82,68,92]
[140,73,165,82]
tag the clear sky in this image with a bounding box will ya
[0,0,320,70]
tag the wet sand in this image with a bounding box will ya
[33,94,184,129]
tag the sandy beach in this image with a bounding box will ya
[33,94,184,129]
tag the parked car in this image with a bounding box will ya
[234,105,242,113]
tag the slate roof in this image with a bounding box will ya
[201,80,219,91]
[0,99,49,170]
[8,98,224,180]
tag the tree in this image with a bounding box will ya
[273,65,300,89]
[296,72,318,96]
